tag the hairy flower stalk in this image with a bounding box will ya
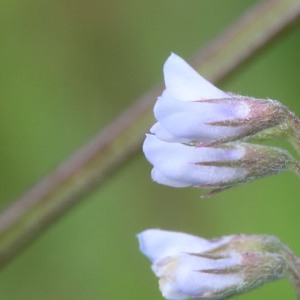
[138,229,300,300]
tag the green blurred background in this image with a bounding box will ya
[0,0,300,299]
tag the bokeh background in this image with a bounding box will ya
[0,0,300,299]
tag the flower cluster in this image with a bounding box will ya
[142,53,300,196]
[138,54,300,300]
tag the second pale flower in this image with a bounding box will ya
[143,134,298,195]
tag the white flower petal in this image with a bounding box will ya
[137,229,226,264]
[150,122,186,143]
[151,168,190,188]
[159,254,240,299]
[163,53,229,101]
[142,134,246,188]
[153,96,249,143]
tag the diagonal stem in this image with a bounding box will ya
[0,0,299,269]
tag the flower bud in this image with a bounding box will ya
[152,53,289,145]
[143,134,299,196]
[137,229,287,300]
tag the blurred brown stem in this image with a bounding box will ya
[0,0,299,269]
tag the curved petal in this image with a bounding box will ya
[151,168,190,188]
[150,122,193,143]
[163,53,229,101]
[137,229,211,264]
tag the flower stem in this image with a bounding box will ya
[282,244,300,299]
[287,114,300,156]
[0,0,300,269]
